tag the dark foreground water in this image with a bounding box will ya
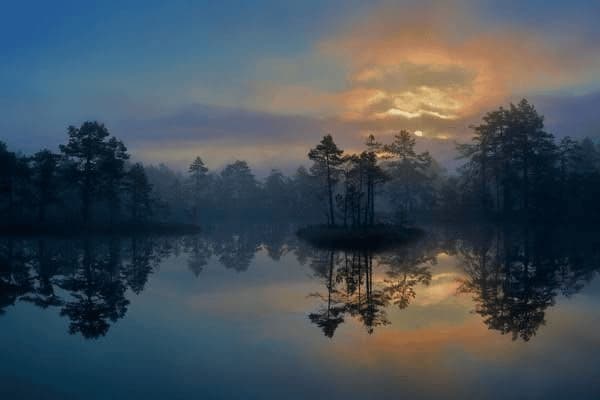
[1,224,599,399]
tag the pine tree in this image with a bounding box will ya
[308,135,344,226]
[188,157,208,220]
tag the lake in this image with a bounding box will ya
[1,223,599,399]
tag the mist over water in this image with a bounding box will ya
[1,223,599,399]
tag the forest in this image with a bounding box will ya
[1,99,599,233]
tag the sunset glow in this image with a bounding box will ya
[2,1,599,172]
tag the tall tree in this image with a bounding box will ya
[0,142,19,223]
[290,166,321,220]
[363,134,386,225]
[308,135,344,226]
[188,156,208,220]
[218,160,258,212]
[459,99,557,217]
[59,121,112,225]
[511,99,556,214]
[383,130,432,222]
[264,169,291,214]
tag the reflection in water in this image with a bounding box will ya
[455,225,600,341]
[1,224,599,341]
[307,234,439,337]
[0,236,170,339]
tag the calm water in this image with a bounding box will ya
[1,224,599,399]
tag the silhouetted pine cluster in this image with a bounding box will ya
[1,122,152,231]
[453,99,600,221]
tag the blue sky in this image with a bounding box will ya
[2,0,600,172]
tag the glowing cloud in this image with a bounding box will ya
[326,14,592,125]
[304,2,600,129]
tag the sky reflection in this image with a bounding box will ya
[0,224,599,399]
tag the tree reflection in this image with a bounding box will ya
[213,228,259,272]
[306,225,600,340]
[379,239,435,310]
[308,251,345,337]
[456,225,600,341]
[307,241,438,337]
[21,240,63,309]
[1,224,599,342]
[124,237,157,294]
[0,235,174,339]
[183,236,212,277]
[0,239,34,315]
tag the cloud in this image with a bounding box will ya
[243,0,600,148]
[111,103,437,173]
[116,104,323,144]
[117,102,466,174]
[320,2,600,123]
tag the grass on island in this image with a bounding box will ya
[296,224,423,250]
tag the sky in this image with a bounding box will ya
[2,0,600,174]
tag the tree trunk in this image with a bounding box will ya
[370,180,375,225]
[343,173,348,227]
[326,158,335,226]
[364,177,370,226]
[523,156,529,213]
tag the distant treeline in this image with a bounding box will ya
[1,99,599,231]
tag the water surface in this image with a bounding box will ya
[1,224,599,399]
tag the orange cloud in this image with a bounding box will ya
[248,1,600,138]
[318,2,600,123]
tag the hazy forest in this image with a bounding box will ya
[2,99,599,234]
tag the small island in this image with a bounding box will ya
[296,133,427,249]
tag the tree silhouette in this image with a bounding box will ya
[308,135,344,226]
[457,100,558,218]
[383,130,433,223]
[217,160,259,214]
[0,143,30,226]
[263,169,292,216]
[60,121,113,225]
[188,157,208,221]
